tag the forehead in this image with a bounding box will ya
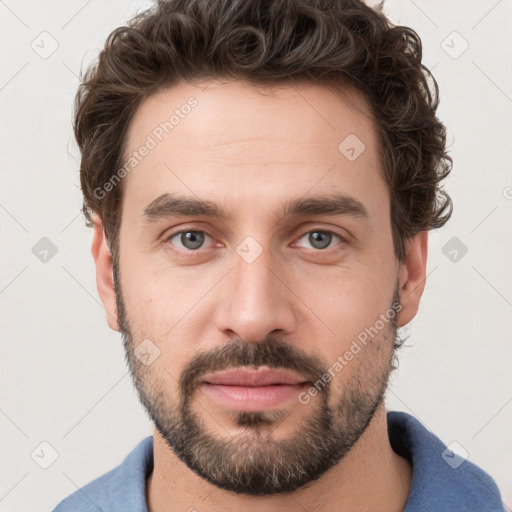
[121,79,387,222]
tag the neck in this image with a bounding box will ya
[146,405,412,512]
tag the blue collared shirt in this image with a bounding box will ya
[52,411,505,511]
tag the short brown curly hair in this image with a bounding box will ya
[74,0,452,263]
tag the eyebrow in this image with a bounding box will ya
[142,193,369,223]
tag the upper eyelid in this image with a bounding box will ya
[164,225,214,240]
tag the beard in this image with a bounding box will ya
[113,257,401,496]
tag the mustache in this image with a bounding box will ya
[180,337,328,398]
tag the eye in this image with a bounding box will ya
[167,230,213,251]
[295,230,343,250]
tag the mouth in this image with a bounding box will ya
[199,367,310,411]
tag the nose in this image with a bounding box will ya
[213,246,296,342]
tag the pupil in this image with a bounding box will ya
[309,231,331,249]
[182,231,204,249]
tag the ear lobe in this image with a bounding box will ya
[91,215,120,331]
[396,231,428,327]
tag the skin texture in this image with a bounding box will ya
[91,79,428,511]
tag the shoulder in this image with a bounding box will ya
[52,436,153,512]
[387,411,505,512]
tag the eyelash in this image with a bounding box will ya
[164,227,346,255]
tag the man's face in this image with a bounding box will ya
[111,80,405,495]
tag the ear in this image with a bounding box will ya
[91,214,120,331]
[396,231,428,327]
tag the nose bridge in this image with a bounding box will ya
[214,243,296,342]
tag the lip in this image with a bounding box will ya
[201,367,308,387]
[199,367,309,411]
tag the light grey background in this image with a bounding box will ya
[1,1,511,510]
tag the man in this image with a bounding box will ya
[53,0,505,510]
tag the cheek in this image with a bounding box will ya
[121,256,210,326]
[288,262,397,371]
[119,259,221,368]
[296,263,393,328]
